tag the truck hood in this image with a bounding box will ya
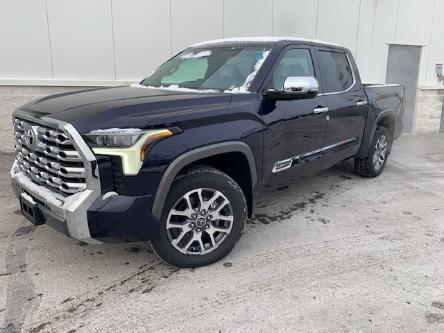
[18,85,232,133]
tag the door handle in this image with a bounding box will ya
[356,100,368,106]
[313,106,329,114]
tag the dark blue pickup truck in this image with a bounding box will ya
[11,37,405,267]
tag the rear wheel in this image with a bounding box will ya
[151,166,247,268]
[354,127,390,178]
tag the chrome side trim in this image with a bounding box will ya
[272,137,357,173]
[313,106,329,113]
[318,54,356,96]
[365,84,401,88]
[272,157,293,173]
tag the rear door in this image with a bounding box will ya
[316,47,368,170]
[260,45,328,187]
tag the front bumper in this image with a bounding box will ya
[11,159,102,243]
[11,159,158,243]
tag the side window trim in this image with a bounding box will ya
[317,50,356,96]
[270,48,315,90]
[259,45,321,93]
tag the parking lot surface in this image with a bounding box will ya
[1,134,443,332]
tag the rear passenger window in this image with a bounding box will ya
[271,49,315,90]
[318,51,354,93]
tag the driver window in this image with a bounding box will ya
[272,49,314,90]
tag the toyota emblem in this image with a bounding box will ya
[23,126,38,149]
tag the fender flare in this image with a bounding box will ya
[357,108,396,158]
[375,109,396,127]
[151,141,257,219]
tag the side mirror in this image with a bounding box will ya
[264,76,319,100]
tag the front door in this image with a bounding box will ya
[260,46,328,188]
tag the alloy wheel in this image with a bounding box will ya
[166,188,234,255]
[373,135,388,171]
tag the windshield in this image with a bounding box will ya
[140,46,271,93]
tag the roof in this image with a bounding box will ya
[191,37,340,48]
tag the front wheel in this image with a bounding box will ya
[354,127,390,178]
[151,166,247,268]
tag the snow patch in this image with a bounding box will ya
[12,169,64,207]
[131,83,219,94]
[191,36,340,48]
[224,50,270,93]
[180,50,212,59]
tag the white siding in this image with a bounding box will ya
[223,0,273,37]
[369,0,399,84]
[272,0,318,38]
[317,0,361,54]
[112,0,171,80]
[396,0,435,45]
[0,0,443,86]
[171,0,223,54]
[355,0,377,83]
[425,0,444,86]
[0,0,52,79]
[47,0,115,80]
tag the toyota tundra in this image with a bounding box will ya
[10,37,405,267]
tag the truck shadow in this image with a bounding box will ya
[250,159,357,225]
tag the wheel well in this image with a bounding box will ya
[178,152,253,217]
[377,114,395,138]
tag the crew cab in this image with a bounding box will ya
[10,37,405,267]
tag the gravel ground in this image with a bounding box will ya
[0,134,443,333]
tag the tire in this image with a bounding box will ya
[151,166,247,268]
[354,126,390,178]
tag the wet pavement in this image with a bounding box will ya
[0,134,443,332]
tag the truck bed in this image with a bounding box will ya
[363,83,406,139]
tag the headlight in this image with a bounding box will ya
[83,128,145,148]
[84,128,174,175]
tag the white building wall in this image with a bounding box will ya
[355,0,378,83]
[47,0,115,81]
[317,0,361,55]
[1,0,443,87]
[424,0,444,85]
[112,0,171,81]
[0,0,53,79]
[272,0,318,38]
[1,0,443,152]
[171,0,223,54]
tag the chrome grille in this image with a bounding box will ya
[14,118,87,195]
